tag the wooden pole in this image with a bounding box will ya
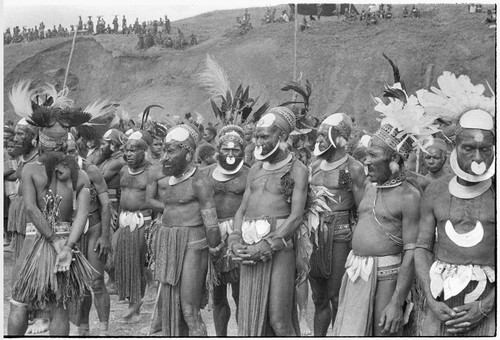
[63,25,79,89]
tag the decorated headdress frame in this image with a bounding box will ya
[164,123,200,154]
[372,54,440,159]
[218,124,245,147]
[139,104,168,140]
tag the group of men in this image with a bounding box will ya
[4,67,496,337]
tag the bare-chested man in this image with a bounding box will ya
[308,113,366,336]
[8,117,91,336]
[415,74,495,336]
[98,128,125,292]
[229,107,308,336]
[333,93,427,335]
[423,138,451,182]
[115,130,153,322]
[66,139,112,335]
[146,123,221,336]
[145,122,167,167]
[201,125,249,336]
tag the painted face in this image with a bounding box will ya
[161,142,191,177]
[13,126,35,156]
[456,129,494,176]
[4,132,14,147]
[150,138,163,158]
[424,146,446,174]
[253,126,280,161]
[125,140,146,169]
[218,140,244,171]
[364,137,393,184]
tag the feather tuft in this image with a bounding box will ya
[197,54,232,100]
[9,80,34,118]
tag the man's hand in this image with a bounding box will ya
[445,301,487,333]
[50,237,66,255]
[54,246,73,273]
[231,243,248,262]
[94,236,112,259]
[379,300,404,334]
[239,241,273,265]
[428,298,464,322]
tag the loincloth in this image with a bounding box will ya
[214,218,239,285]
[11,223,93,316]
[238,216,289,336]
[333,250,412,336]
[153,223,208,336]
[309,210,352,279]
[115,209,151,304]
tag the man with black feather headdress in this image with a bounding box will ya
[7,82,94,336]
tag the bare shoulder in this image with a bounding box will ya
[23,161,41,175]
[148,163,165,180]
[77,169,91,191]
[347,155,365,175]
[399,180,422,200]
[200,163,217,177]
[422,177,449,201]
[192,167,212,189]
[291,157,308,178]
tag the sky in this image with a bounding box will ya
[3,0,288,30]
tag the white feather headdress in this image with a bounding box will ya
[416,71,495,121]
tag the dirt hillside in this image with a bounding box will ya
[3,4,496,132]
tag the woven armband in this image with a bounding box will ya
[403,243,416,251]
[414,240,433,252]
[201,208,218,228]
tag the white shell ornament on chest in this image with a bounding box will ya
[444,220,484,248]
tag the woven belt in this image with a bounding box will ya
[26,222,71,236]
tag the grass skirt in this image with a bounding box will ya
[115,225,145,304]
[11,234,94,315]
[7,195,27,234]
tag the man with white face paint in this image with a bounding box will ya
[307,113,366,336]
[147,123,221,336]
[415,72,495,336]
[200,125,249,336]
[229,106,308,336]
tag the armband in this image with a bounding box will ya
[414,240,434,252]
[201,208,218,228]
[46,232,57,243]
[403,243,416,251]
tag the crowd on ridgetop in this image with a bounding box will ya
[3,14,199,49]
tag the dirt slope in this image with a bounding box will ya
[3,4,496,131]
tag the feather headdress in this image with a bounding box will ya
[280,77,315,132]
[372,54,440,158]
[75,99,120,142]
[139,105,168,139]
[415,71,495,131]
[197,54,270,126]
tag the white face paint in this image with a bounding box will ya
[254,141,280,161]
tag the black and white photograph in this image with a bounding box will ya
[2,0,496,336]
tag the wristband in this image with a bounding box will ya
[46,232,57,243]
[414,239,433,252]
[201,208,218,228]
[403,243,416,251]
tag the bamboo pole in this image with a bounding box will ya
[63,25,79,89]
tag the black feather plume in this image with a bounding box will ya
[141,105,164,130]
[382,53,406,92]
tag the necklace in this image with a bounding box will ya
[376,170,406,189]
[320,154,348,171]
[263,153,292,171]
[21,149,38,164]
[128,166,147,176]
[448,176,492,199]
[169,166,196,186]
[213,161,244,182]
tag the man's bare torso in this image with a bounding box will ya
[120,165,150,212]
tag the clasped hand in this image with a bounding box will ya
[231,241,273,265]
[51,238,73,273]
[429,299,486,333]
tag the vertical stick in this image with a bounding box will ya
[63,24,79,89]
[293,2,298,82]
